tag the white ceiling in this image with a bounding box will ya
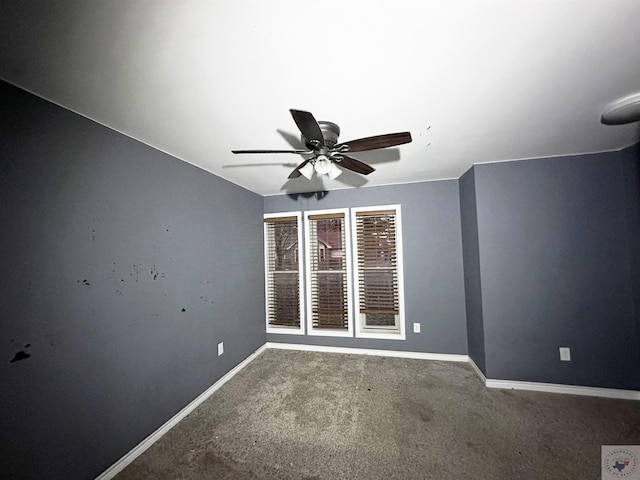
[2,0,640,195]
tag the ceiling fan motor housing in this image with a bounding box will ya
[302,121,340,149]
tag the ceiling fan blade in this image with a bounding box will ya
[336,155,375,175]
[288,159,311,179]
[289,109,324,147]
[232,149,310,154]
[336,132,412,153]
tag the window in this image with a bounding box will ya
[264,213,304,334]
[304,209,353,337]
[265,205,404,340]
[352,205,405,339]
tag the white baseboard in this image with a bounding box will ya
[265,342,469,362]
[467,356,639,401]
[485,379,640,401]
[468,357,487,383]
[95,344,267,480]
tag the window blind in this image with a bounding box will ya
[308,214,349,330]
[355,209,399,330]
[265,216,300,328]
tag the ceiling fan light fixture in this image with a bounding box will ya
[299,162,315,180]
[314,155,331,175]
[327,161,342,180]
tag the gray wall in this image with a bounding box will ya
[622,145,640,372]
[0,81,266,479]
[459,168,486,373]
[473,149,640,390]
[264,180,468,354]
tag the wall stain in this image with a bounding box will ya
[77,279,90,286]
[10,351,30,363]
[90,218,98,241]
[150,264,165,280]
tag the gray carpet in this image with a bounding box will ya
[115,349,640,479]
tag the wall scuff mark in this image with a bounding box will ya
[10,346,31,363]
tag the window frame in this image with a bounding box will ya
[264,211,305,335]
[351,204,406,340]
[304,208,354,337]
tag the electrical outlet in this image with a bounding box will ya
[559,347,571,361]
[413,323,421,333]
[218,342,224,356]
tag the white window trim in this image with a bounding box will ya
[264,211,304,335]
[304,208,354,337]
[351,204,406,340]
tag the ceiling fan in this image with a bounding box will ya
[232,109,412,180]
